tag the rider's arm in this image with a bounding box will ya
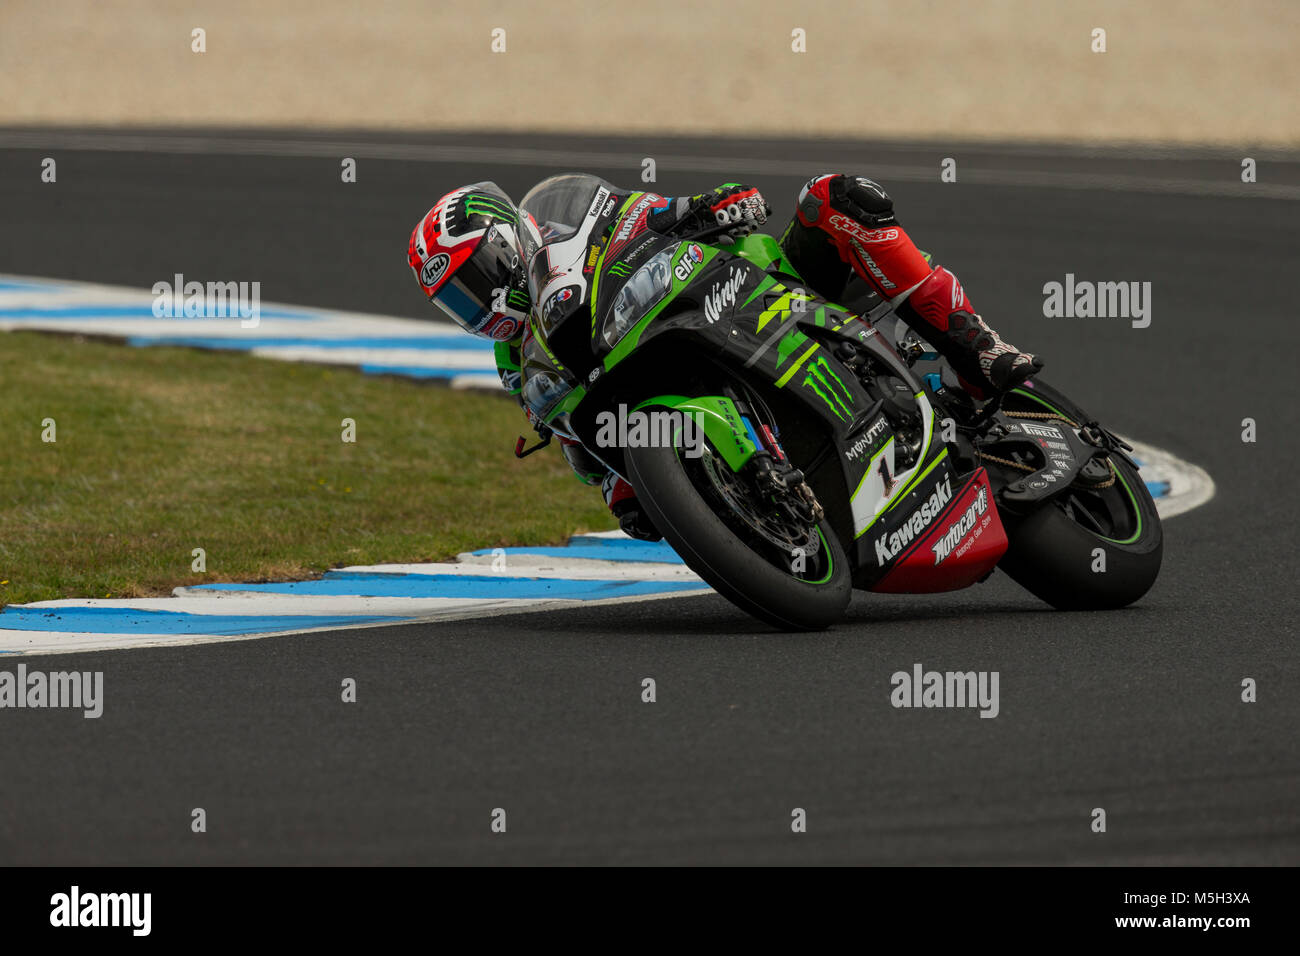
[647,183,769,240]
[494,339,523,401]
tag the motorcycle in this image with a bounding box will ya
[512,178,1162,630]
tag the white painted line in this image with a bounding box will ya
[1,130,1294,200]
[250,346,494,370]
[368,558,702,581]
[0,588,710,657]
[1128,438,1217,519]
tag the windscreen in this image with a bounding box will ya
[519,173,617,242]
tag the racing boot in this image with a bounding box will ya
[602,474,662,543]
[783,173,1041,398]
[893,266,1042,399]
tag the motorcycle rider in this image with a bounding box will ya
[407,174,1041,540]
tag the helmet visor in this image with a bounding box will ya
[429,233,525,337]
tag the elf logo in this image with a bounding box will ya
[932,486,990,565]
[873,475,953,566]
[673,242,703,281]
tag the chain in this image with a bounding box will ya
[1004,409,1080,428]
[1089,466,1117,489]
[979,401,1116,489]
[974,449,1035,472]
[975,448,1117,488]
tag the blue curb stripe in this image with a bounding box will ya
[191,572,707,599]
[470,543,683,564]
[359,364,494,379]
[126,335,491,352]
[0,606,406,635]
[0,279,61,291]
[569,535,680,552]
[0,306,316,320]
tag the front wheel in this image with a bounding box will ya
[624,438,851,631]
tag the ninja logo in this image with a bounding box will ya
[800,355,854,420]
[703,266,746,324]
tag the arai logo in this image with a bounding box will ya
[420,253,451,289]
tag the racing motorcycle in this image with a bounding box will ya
[512,175,1162,630]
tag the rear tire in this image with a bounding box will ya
[624,441,851,631]
[997,382,1163,610]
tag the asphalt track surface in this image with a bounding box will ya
[1,129,1297,865]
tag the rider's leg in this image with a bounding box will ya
[780,173,1041,397]
[558,437,662,542]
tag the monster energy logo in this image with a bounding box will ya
[801,355,854,419]
[465,197,517,223]
[608,262,632,277]
[506,289,530,308]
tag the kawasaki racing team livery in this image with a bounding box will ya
[513,175,1162,630]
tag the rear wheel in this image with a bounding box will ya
[994,382,1162,610]
[624,431,850,631]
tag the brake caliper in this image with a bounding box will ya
[752,452,825,525]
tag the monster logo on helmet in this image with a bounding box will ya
[407,181,532,339]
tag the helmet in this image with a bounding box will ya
[407,182,533,341]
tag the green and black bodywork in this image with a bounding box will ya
[514,187,1162,628]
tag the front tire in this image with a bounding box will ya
[624,440,851,631]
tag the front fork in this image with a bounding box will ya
[722,384,826,526]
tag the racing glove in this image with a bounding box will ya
[657,184,770,243]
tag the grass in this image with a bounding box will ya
[0,332,615,606]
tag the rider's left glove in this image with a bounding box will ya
[693,184,770,242]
